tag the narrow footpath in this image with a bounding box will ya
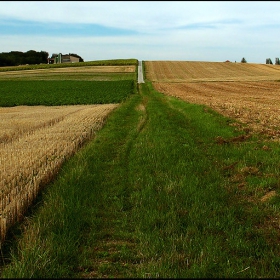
[138,61,144,83]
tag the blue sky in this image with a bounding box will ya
[0,1,280,63]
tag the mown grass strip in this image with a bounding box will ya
[1,82,280,278]
[0,80,135,106]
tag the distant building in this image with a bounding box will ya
[61,55,79,63]
[47,53,81,64]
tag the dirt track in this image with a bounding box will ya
[145,61,280,140]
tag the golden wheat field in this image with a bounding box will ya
[145,61,280,139]
[0,104,118,243]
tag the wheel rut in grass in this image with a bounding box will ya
[75,94,148,278]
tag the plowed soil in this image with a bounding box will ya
[145,61,280,140]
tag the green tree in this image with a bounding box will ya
[0,50,49,66]
[241,57,247,63]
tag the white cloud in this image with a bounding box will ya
[0,1,280,62]
[1,1,280,31]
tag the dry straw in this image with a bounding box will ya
[0,104,118,244]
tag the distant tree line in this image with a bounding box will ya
[0,50,49,67]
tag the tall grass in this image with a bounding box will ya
[1,82,280,278]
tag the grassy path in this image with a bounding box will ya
[1,83,280,278]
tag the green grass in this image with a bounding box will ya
[0,80,136,106]
[1,81,280,278]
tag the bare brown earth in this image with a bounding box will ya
[145,61,280,140]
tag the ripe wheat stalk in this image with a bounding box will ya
[0,104,118,244]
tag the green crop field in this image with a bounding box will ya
[0,59,137,106]
[0,80,135,106]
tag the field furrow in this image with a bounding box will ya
[145,61,280,82]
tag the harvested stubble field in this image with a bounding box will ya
[0,104,118,243]
[145,61,280,140]
[0,65,135,80]
[0,65,136,81]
